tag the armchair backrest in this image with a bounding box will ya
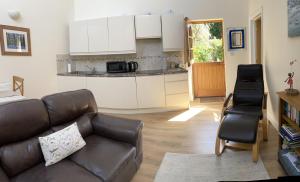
[233,64,264,107]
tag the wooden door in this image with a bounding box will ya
[193,62,226,97]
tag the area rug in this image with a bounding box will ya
[154,152,270,182]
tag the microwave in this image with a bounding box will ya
[106,61,128,73]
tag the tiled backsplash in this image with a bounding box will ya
[57,39,184,73]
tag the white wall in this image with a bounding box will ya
[0,0,73,98]
[249,0,300,129]
[74,0,250,95]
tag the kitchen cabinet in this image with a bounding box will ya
[161,14,185,52]
[57,76,86,92]
[108,16,136,53]
[88,18,109,53]
[69,21,89,54]
[164,73,189,108]
[135,15,161,39]
[136,75,166,108]
[86,77,138,109]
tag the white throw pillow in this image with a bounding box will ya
[39,123,86,166]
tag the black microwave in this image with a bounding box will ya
[106,61,128,73]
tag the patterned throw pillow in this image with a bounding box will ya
[39,123,86,166]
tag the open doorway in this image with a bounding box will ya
[187,19,226,98]
[250,9,263,65]
[255,17,262,64]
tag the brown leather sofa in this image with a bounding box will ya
[0,89,143,182]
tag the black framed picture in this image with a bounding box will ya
[228,29,245,50]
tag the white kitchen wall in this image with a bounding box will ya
[0,0,73,98]
[249,0,300,129]
[73,0,250,95]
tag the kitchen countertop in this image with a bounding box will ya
[57,68,188,77]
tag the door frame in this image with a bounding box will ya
[186,19,226,98]
[249,8,264,64]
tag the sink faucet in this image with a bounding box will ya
[86,65,96,73]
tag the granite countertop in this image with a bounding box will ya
[57,68,188,77]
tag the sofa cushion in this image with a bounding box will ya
[42,90,98,126]
[218,114,260,143]
[39,123,86,166]
[70,135,136,181]
[224,105,263,117]
[11,160,102,182]
[0,131,52,177]
[0,167,9,182]
[0,99,50,146]
[52,112,95,138]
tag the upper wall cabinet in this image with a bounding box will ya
[108,16,136,53]
[135,15,161,39]
[69,21,89,54]
[87,18,109,53]
[69,16,136,55]
[161,14,185,52]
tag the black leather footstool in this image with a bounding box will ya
[218,114,260,144]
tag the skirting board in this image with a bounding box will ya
[98,107,188,114]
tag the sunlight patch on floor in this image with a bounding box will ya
[213,112,221,122]
[168,107,206,122]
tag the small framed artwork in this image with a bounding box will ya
[0,25,31,56]
[228,28,245,50]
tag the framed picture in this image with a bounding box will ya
[228,28,245,50]
[0,25,31,56]
[288,0,300,37]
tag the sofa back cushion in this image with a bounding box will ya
[42,89,98,126]
[0,99,51,177]
[52,112,95,138]
[0,99,50,146]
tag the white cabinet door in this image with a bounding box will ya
[57,76,86,92]
[86,77,138,109]
[136,75,166,108]
[69,21,89,54]
[135,15,161,39]
[88,18,109,53]
[166,93,189,108]
[108,16,136,53]
[161,14,184,52]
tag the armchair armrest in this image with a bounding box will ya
[220,93,233,120]
[223,93,233,108]
[263,92,268,109]
[91,113,143,147]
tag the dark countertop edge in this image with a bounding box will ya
[57,69,188,77]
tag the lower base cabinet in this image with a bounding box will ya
[136,75,166,108]
[86,77,138,109]
[57,76,86,92]
[57,73,189,112]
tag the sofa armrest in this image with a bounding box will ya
[91,113,143,147]
[0,167,9,182]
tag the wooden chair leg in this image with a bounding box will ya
[262,119,268,141]
[252,132,260,162]
[215,137,225,156]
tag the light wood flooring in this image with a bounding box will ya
[115,99,286,182]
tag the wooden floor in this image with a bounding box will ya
[116,99,285,182]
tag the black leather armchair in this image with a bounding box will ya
[215,64,268,162]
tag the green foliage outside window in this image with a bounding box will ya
[192,22,224,63]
